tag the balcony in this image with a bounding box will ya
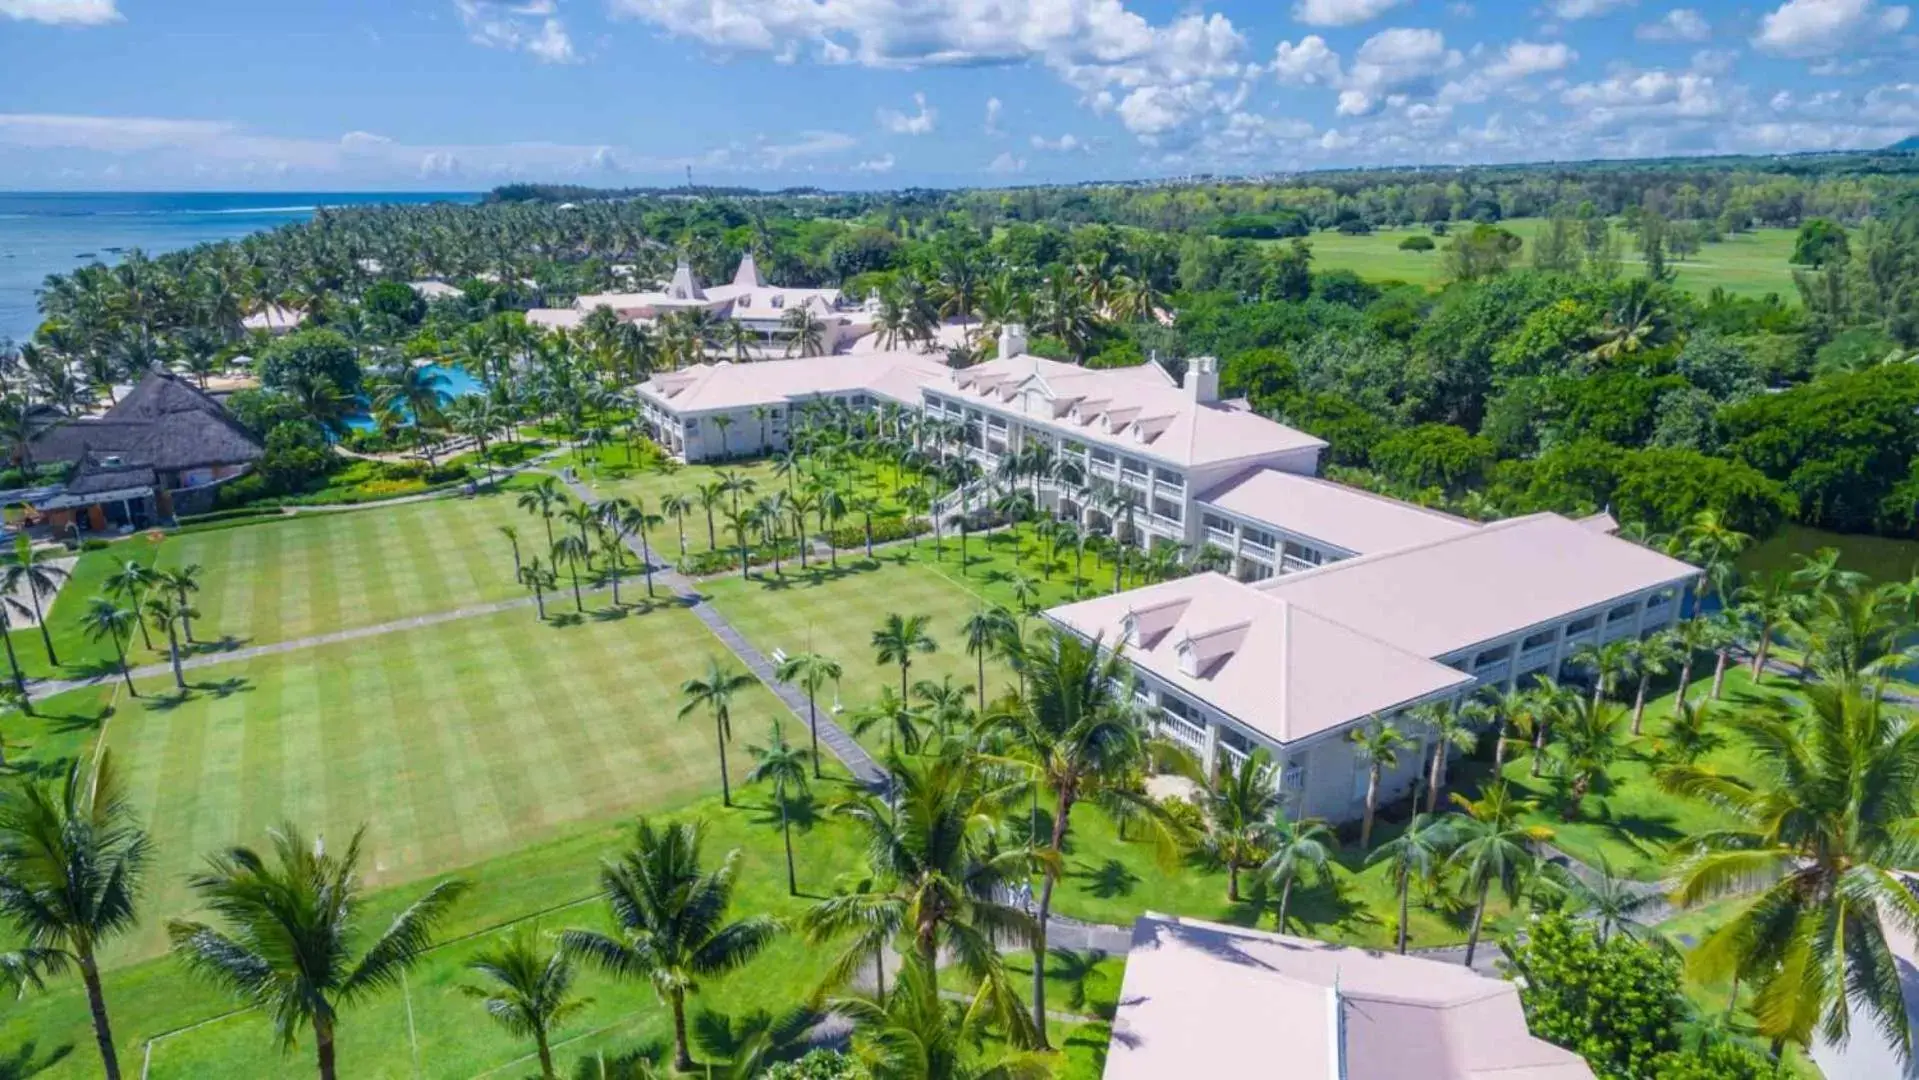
[1206,526,1235,547]
[1516,644,1556,672]
[1241,536,1276,557]
[1281,555,1316,573]
[1154,478,1185,500]
[1155,716,1206,755]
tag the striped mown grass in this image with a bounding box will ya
[98,598,795,965]
[152,489,543,649]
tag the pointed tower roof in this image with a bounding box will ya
[667,258,706,301]
[732,251,767,288]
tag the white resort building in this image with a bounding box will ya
[1106,913,1594,1080]
[631,326,1701,823]
[527,253,874,355]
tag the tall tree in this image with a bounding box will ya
[1262,815,1337,934]
[775,650,842,779]
[745,722,811,897]
[1349,720,1408,850]
[460,929,591,1080]
[1198,748,1282,903]
[679,656,757,808]
[0,754,151,1080]
[1366,811,1450,954]
[872,612,938,702]
[80,598,140,696]
[560,818,780,1073]
[168,824,469,1080]
[4,536,69,666]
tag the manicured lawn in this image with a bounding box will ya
[1295,218,1808,299]
[93,598,803,965]
[2,784,874,1080]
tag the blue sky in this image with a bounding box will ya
[2,0,1915,190]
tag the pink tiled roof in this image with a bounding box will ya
[1200,467,1479,555]
[1105,914,1594,1080]
[638,351,948,414]
[1046,572,1470,745]
[1254,513,1699,658]
[941,354,1325,468]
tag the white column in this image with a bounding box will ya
[1202,720,1220,776]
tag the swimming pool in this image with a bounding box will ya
[344,363,485,431]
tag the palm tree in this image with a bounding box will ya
[679,656,757,808]
[460,929,592,1080]
[141,594,190,692]
[852,686,928,758]
[960,605,1015,709]
[153,563,204,645]
[519,557,557,620]
[1678,510,1751,619]
[1657,696,1725,765]
[1366,811,1450,954]
[1737,570,1804,678]
[912,675,973,745]
[168,824,469,1080]
[696,481,725,550]
[1349,720,1408,850]
[1573,638,1636,708]
[498,524,523,580]
[828,955,1047,1080]
[1199,749,1282,903]
[0,597,34,708]
[1447,782,1549,968]
[0,754,151,1080]
[517,476,566,550]
[80,597,140,696]
[374,363,453,464]
[803,747,1037,1028]
[5,536,69,666]
[776,650,842,779]
[1262,815,1336,934]
[1547,699,1626,820]
[1658,681,1919,1059]
[987,628,1187,1047]
[551,534,591,612]
[103,560,157,652]
[619,499,664,599]
[872,612,937,702]
[1552,854,1656,945]
[745,722,811,896]
[1628,629,1682,735]
[1413,700,1478,812]
[559,818,780,1073]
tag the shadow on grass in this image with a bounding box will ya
[563,1039,670,1080]
[179,634,249,659]
[43,702,113,736]
[0,1039,73,1080]
[747,791,826,835]
[752,562,885,593]
[141,676,255,712]
[1069,858,1140,900]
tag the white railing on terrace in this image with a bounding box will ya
[1156,718,1206,755]
[1206,527,1235,546]
[1517,644,1556,670]
[1217,742,1250,768]
[1281,555,1317,573]
[1242,537,1276,556]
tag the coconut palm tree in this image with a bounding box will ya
[872,612,938,702]
[660,492,694,561]
[746,722,811,897]
[1658,680,1919,1060]
[103,560,157,652]
[803,746,1037,1030]
[517,476,566,550]
[141,594,191,692]
[1573,638,1637,709]
[828,955,1048,1080]
[1446,782,1550,968]
[781,306,826,358]
[679,656,756,808]
[912,675,974,746]
[168,823,469,1080]
[550,534,591,613]
[498,525,523,580]
[1366,811,1451,954]
[696,481,726,550]
[4,536,69,666]
[1737,570,1804,679]
[1627,629,1682,735]
[1547,699,1626,820]
[1413,700,1479,812]
[0,596,35,707]
[950,606,1008,711]
[559,818,780,1073]
[1198,749,1283,903]
[1349,720,1408,850]
[80,598,140,697]
[986,627,1188,1047]
[775,650,842,779]
[618,498,664,599]
[0,753,151,1080]
[852,687,929,759]
[374,363,453,465]
[153,563,204,645]
[1262,815,1337,934]
[460,929,591,1080]
[519,557,557,621]
[1553,854,1657,945]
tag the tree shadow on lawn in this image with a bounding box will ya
[1069,858,1140,900]
[140,676,254,713]
[746,790,827,836]
[179,634,250,659]
[751,562,885,593]
[0,1039,74,1080]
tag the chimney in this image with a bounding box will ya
[1184,355,1219,404]
[998,323,1028,360]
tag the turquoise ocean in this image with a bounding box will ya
[0,191,479,344]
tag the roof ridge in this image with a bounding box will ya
[1257,511,1559,588]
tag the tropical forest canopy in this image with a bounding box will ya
[13,149,1919,544]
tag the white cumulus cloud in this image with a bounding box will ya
[454,0,577,63]
[986,150,1026,173]
[1271,35,1343,85]
[1030,133,1087,151]
[1483,40,1576,79]
[1636,8,1712,41]
[1753,0,1910,57]
[1291,0,1405,27]
[877,92,937,135]
[1548,0,1636,17]
[0,0,118,23]
[854,153,896,172]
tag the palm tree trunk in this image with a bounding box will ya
[1032,788,1072,1051]
[670,989,694,1073]
[1277,874,1294,931]
[569,567,582,612]
[112,635,136,697]
[1751,623,1771,678]
[532,582,546,620]
[1426,745,1444,812]
[1,626,28,708]
[715,715,732,808]
[313,1014,337,1080]
[975,652,986,713]
[30,589,57,667]
[535,1030,555,1080]
[175,584,195,644]
[1531,721,1549,778]
[133,604,153,652]
[1360,768,1380,849]
[1674,656,1694,718]
[1227,863,1240,903]
[1711,649,1730,699]
[166,620,184,691]
[1632,674,1650,734]
[79,951,122,1080]
[1464,878,1491,968]
[781,796,797,896]
[1493,719,1508,769]
[807,693,822,779]
[639,530,655,598]
[1396,870,1410,954]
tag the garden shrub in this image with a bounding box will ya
[827,516,929,549]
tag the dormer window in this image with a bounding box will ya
[771,295,785,308]
[1120,613,1140,646]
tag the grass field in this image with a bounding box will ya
[2,486,552,681]
[1299,218,1808,299]
[91,598,797,964]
